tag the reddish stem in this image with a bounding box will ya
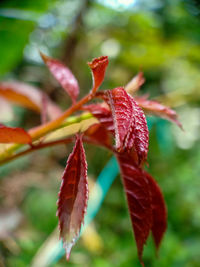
[0,134,114,166]
[29,93,94,141]
[0,137,74,166]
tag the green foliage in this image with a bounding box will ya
[0,18,34,75]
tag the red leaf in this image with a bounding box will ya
[83,104,114,133]
[57,135,88,260]
[145,172,167,251]
[0,124,32,144]
[84,123,112,148]
[0,81,61,120]
[117,153,152,266]
[135,97,182,129]
[0,81,41,112]
[88,56,109,94]
[40,53,79,103]
[125,72,145,95]
[104,88,149,164]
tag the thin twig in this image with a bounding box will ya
[0,133,114,166]
[0,94,95,165]
[29,92,94,140]
[0,137,74,166]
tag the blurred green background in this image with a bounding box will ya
[0,0,200,266]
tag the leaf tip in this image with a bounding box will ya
[140,260,145,267]
[87,56,109,69]
[64,242,73,261]
[176,120,184,130]
[39,51,49,63]
[125,71,145,95]
[138,248,145,267]
[88,56,109,93]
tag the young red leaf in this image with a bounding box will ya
[88,56,109,94]
[40,53,79,103]
[117,153,152,266]
[57,135,88,260]
[145,172,167,251]
[103,88,149,164]
[84,123,112,149]
[135,97,182,129]
[0,81,61,120]
[83,104,114,133]
[125,72,145,95]
[0,124,32,144]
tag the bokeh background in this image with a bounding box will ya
[0,0,200,266]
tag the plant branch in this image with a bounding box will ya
[0,134,113,166]
[29,92,94,140]
[0,111,95,164]
[0,137,74,166]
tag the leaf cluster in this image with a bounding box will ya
[0,54,181,266]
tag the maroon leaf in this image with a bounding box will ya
[125,72,145,95]
[117,153,152,266]
[0,124,32,144]
[145,172,167,251]
[83,104,114,133]
[88,56,109,94]
[57,135,88,260]
[84,123,112,149]
[103,88,149,164]
[0,81,61,120]
[135,97,182,129]
[40,53,79,103]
